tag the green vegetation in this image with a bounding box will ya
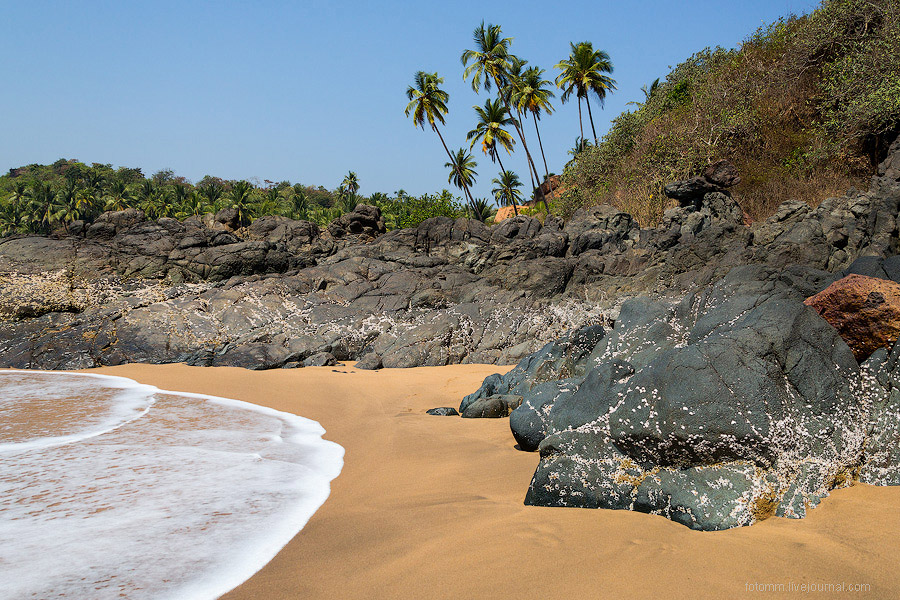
[562,0,900,225]
[554,41,617,145]
[492,170,524,215]
[467,98,517,180]
[0,159,466,235]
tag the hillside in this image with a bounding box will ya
[561,0,900,225]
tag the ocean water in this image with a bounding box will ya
[0,370,344,600]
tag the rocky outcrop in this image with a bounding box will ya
[327,204,386,240]
[452,142,900,530]
[463,262,900,529]
[805,274,900,361]
[1,137,899,371]
[663,159,741,206]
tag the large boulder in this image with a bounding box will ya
[328,204,386,239]
[664,159,741,206]
[878,136,900,182]
[465,265,900,530]
[804,273,900,361]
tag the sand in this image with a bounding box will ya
[88,363,900,599]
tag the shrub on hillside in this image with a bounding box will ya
[563,0,899,226]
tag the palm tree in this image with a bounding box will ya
[555,41,617,144]
[565,136,593,167]
[174,190,210,220]
[0,202,23,235]
[171,183,189,210]
[104,180,132,212]
[445,148,478,212]
[641,77,660,103]
[491,170,524,215]
[56,180,82,230]
[513,66,556,198]
[26,182,60,233]
[228,180,254,226]
[199,181,224,210]
[467,98,516,183]
[461,22,547,210]
[405,70,477,212]
[0,182,28,233]
[502,55,537,192]
[341,171,360,197]
[253,188,281,219]
[461,21,513,94]
[338,171,360,212]
[471,198,496,223]
[289,185,308,220]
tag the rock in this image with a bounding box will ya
[1,135,899,374]
[490,215,542,242]
[804,274,900,361]
[702,159,741,188]
[878,136,900,181]
[664,159,740,206]
[246,216,320,251]
[327,204,386,239]
[663,177,721,205]
[354,353,383,370]
[460,265,896,530]
[214,208,241,231]
[461,394,523,418]
[858,344,900,485]
[426,407,459,416]
[303,352,337,367]
[842,255,900,283]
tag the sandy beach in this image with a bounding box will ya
[85,363,900,599]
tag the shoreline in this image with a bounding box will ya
[84,363,900,599]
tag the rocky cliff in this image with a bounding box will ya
[0,138,898,372]
[458,137,900,529]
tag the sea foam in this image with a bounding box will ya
[0,370,344,600]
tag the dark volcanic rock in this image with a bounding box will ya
[465,265,900,529]
[426,407,460,416]
[303,352,338,367]
[664,177,723,205]
[327,204,386,239]
[0,135,899,373]
[665,159,741,206]
[703,159,741,188]
[461,394,523,418]
[354,353,383,370]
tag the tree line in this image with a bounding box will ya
[0,159,474,235]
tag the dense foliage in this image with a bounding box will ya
[561,0,900,225]
[0,159,466,235]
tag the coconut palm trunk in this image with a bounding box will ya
[532,112,550,179]
[493,152,517,216]
[434,125,477,213]
[485,73,547,213]
[506,107,547,211]
[577,97,585,145]
[585,94,598,144]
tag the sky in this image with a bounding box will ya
[1,0,820,201]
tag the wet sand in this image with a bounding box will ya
[90,363,900,599]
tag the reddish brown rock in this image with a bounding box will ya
[804,274,900,361]
[702,159,742,188]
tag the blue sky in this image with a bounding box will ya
[1,0,819,201]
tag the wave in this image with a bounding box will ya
[0,370,344,600]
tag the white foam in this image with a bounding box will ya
[0,371,157,452]
[0,370,344,600]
